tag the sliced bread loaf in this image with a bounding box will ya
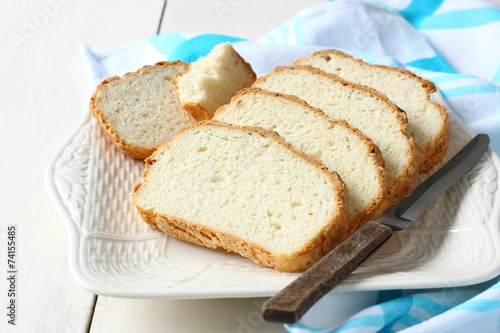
[253,65,418,207]
[174,42,257,121]
[90,61,196,159]
[132,120,349,272]
[214,88,387,232]
[294,50,449,172]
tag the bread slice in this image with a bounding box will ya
[294,50,449,172]
[214,88,387,232]
[174,42,257,121]
[90,61,196,159]
[132,120,349,272]
[253,65,418,207]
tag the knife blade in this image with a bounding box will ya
[395,133,490,224]
[262,134,490,324]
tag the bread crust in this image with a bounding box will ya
[90,61,190,160]
[253,65,419,208]
[215,87,388,232]
[178,101,212,121]
[294,50,449,172]
[133,120,350,272]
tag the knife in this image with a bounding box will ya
[262,134,490,324]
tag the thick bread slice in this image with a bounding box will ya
[132,120,349,272]
[214,88,387,232]
[253,65,418,207]
[90,61,196,159]
[294,50,449,172]
[174,42,257,121]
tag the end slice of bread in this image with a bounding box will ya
[214,88,387,233]
[174,43,257,121]
[253,65,418,207]
[90,61,196,159]
[294,50,449,172]
[132,120,349,272]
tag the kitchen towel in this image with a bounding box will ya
[80,0,500,332]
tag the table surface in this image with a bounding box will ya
[0,1,327,332]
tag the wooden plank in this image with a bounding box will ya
[0,1,164,332]
[159,0,323,40]
[91,297,287,333]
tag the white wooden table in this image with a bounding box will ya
[0,1,325,332]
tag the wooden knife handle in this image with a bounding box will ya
[262,221,393,324]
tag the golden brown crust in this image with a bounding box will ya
[179,101,212,121]
[134,206,346,272]
[294,50,449,172]
[253,65,419,208]
[133,120,350,272]
[216,87,388,232]
[89,61,190,160]
[418,104,449,173]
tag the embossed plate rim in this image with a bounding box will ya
[46,92,500,299]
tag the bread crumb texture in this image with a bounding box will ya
[214,88,387,232]
[133,121,348,272]
[90,62,196,159]
[175,43,256,119]
[253,65,418,207]
[294,50,448,172]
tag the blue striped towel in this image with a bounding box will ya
[81,0,500,332]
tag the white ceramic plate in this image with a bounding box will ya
[46,94,500,299]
